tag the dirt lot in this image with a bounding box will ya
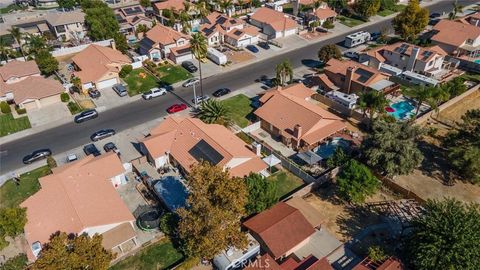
[226,50,255,64]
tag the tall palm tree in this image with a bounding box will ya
[179,10,192,33]
[195,99,232,127]
[357,90,388,121]
[402,85,439,118]
[8,27,25,60]
[0,37,11,62]
[195,1,210,19]
[23,34,47,56]
[449,0,463,20]
[275,60,293,86]
[237,0,244,14]
[190,33,208,98]
[219,0,234,16]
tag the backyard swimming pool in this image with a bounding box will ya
[314,137,350,159]
[388,100,415,120]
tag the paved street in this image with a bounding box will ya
[0,0,473,175]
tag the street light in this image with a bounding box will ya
[192,82,198,108]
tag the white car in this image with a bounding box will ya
[192,95,210,104]
[142,87,167,100]
[182,78,200,88]
[343,51,359,59]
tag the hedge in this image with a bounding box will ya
[119,65,133,78]
[60,93,70,102]
[0,101,11,114]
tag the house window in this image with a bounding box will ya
[56,25,66,33]
[466,39,474,45]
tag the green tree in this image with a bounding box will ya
[448,0,463,20]
[336,160,379,204]
[190,33,208,97]
[159,212,179,237]
[392,0,429,41]
[195,99,232,126]
[362,118,424,177]
[8,27,25,60]
[219,0,234,14]
[81,0,120,41]
[139,0,151,8]
[317,44,342,63]
[0,36,12,62]
[34,49,58,76]
[31,232,114,270]
[0,207,27,238]
[406,199,480,270]
[354,0,381,18]
[195,1,210,18]
[135,24,149,38]
[326,148,349,168]
[178,10,192,33]
[0,254,27,270]
[368,246,387,262]
[443,109,480,184]
[402,85,449,118]
[275,60,293,86]
[357,90,388,122]
[114,33,128,54]
[57,0,77,10]
[442,77,467,97]
[177,162,248,260]
[244,173,277,215]
[325,0,347,10]
[24,34,47,56]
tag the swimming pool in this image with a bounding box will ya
[388,100,415,120]
[314,137,350,159]
[475,59,480,64]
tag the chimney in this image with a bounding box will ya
[344,66,356,94]
[252,142,261,156]
[293,124,302,139]
[406,46,420,72]
[110,39,116,51]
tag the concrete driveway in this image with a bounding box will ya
[93,86,138,112]
[27,103,71,128]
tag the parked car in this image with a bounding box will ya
[192,95,210,104]
[212,88,231,97]
[430,12,441,18]
[182,61,198,73]
[167,103,188,114]
[246,45,259,53]
[258,42,270,50]
[22,149,52,164]
[74,109,98,123]
[112,84,128,97]
[83,144,101,156]
[370,32,381,41]
[103,142,119,153]
[66,154,78,162]
[343,51,359,59]
[142,87,167,100]
[90,129,116,141]
[182,78,200,87]
[88,88,101,99]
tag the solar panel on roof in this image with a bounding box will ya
[422,51,433,60]
[188,139,224,165]
[124,6,143,15]
[355,69,373,83]
[234,30,242,35]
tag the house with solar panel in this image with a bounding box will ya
[140,116,269,178]
[114,5,154,42]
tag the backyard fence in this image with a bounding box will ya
[241,121,261,133]
[51,39,114,57]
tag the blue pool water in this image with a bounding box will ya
[389,101,415,120]
[153,176,189,212]
[315,137,350,159]
[191,25,200,32]
[475,59,480,64]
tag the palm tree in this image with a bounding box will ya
[8,27,25,60]
[195,1,210,19]
[195,99,232,126]
[0,37,11,62]
[402,85,440,118]
[179,10,192,33]
[237,0,244,14]
[23,34,47,56]
[449,0,463,20]
[275,60,293,86]
[357,90,388,121]
[219,0,233,16]
[190,33,208,98]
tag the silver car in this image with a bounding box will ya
[112,84,128,97]
[182,78,200,88]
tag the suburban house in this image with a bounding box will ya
[249,7,299,39]
[254,84,346,151]
[245,253,333,270]
[153,0,201,32]
[359,42,450,79]
[199,11,260,48]
[430,19,480,59]
[114,5,154,39]
[0,61,64,110]
[307,3,337,26]
[466,12,480,27]
[213,233,261,270]
[72,44,132,90]
[320,58,398,94]
[139,24,193,64]
[141,116,269,177]
[243,199,341,263]
[21,153,136,262]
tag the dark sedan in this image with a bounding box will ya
[90,129,116,141]
[246,45,259,53]
[88,88,101,99]
[83,144,101,156]
[213,88,231,97]
[182,61,198,73]
[22,149,52,164]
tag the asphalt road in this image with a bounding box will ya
[0,0,473,174]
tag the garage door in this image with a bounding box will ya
[96,78,118,89]
[39,95,60,107]
[22,100,38,110]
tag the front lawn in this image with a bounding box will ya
[0,113,31,137]
[222,94,255,128]
[157,64,192,85]
[67,101,84,115]
[109,239,183,270]
[123,68,159,96]
[267,171,304,199]
[0,166,51,208]
[337,15,365,27]
[378,5,406,17]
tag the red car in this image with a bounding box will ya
[167,103,188,113]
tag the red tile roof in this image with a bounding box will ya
[432,19,480,48]
[251,7,298,32]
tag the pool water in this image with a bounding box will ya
[474,59,480,64]
[315,137,350,159]
[388,101,415,120]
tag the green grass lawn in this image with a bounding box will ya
[0,113,31,137]
[378,5,406,17]
[222,94,254,128]
[123,68,159,96]
[157,64,192,85]
[267,171,304,200]
[337,15,365,27]
[109,239,183,270]
[0,166,51,208]
[67,101,84,115]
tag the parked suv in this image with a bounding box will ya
[182,61,198,73]
[83,144,101,156]
[88,88,101,99]
[90,129,116,141]
[74,109,98,123]
[142,87,167,100]
[112,84,128,97]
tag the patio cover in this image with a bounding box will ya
[262,154,281,167]
[296,151,322,165]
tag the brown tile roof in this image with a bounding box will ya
[245,254,282,270]
[205,11,244,28]
[101,222,137,250]
[255,84,346,146]
[21,153,134,248]
[313,7,337,20]
[72,44,131,83]
[243,202,316,259]
[143,117,267,177]
[325,58,386,87]
[285,197,323,228]
[45,10,85,26]
[251,7,298,32]
[225,25,260,40]
[145,24,190,46]
[432,19,480,48]
[353,257,404,270]
[170,44,192,56]
[4,76,64,103]
[154,0,186,11]
[0,60,40,81]
[364,42,447,63]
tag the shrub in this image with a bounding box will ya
[60,93,70,102]
[0,254,28,270]
[15,108,27,115]
[119,65,133,78]
[159,212,179,237]
[47,156,57,168]
[0,101,11,113]
[322,20,334,29]
[368,246,387,262]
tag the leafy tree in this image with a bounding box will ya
[336,159,379,204]
[443,109,480,184]
[379,0,396,11]
[195,1,210,18]
[24,34,47,56]
[402,85,449,118]
[177,162,248,260]
[0,254,27,270]
[0,207,27,238]
[195,99,232,126]
[34,49,58,76]
[406,199,480,270]
[357,90,388,122]
[139,0,151,8]
[31,232,113,270]
[159,212,179,237]
[362,118,424,177]
[354,0,381,18]
[275,60,293,86]
[368,246,387,262]
[317,44,341,63]
[81,0,120,41]
[442,77,467,97]
[46,156,57,168]
[448,0,463,20]
[119,65,133,78]
[326,147,349,168]
[190,33,208,97]
[135,24,149,38]
[0,36,12,62]
[322,20,334,29]
[244,173,277,215]
[178,10,192,33]
[57,0,77,10]
[113,33,128,54]
[325,0,347,10]
[392,0,429,41]
[8,27,25,60]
